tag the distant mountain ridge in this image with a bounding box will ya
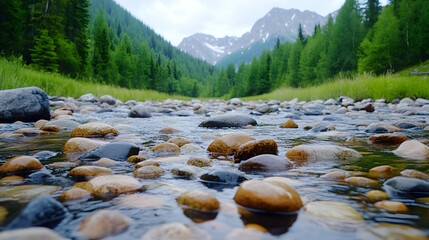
[178,8,335,67]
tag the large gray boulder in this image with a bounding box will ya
[0,87,50,123]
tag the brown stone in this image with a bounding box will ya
[14,128,50,136]
[71,122,119,138]
[0,206,8,223]
[0,175,25,185]
[59,188,91,201]
[151,142,180,153]
[0,227,68,240]
[40,125,61,132]
[360,103,375,112]
[52,109,72,118]
[159,127,181,134]
[369,134,409,145]
[187,157,212,167]
[356,223,428,240]
[345,177,380,187]
[126,155,146,163]
[374,200,408,213]
[369,165,397,179]
[400,169,429,180]
[208,133,255,154]
[0,185,61,202]
[78,210,131,239]
[320,170,347,180]
[63,137,106,153]
[87,175,142,199]
[69,166,112,178]
[133,166,164,179]
[304,201,364,221]
[177,190,220,211]
[280,118,298,128]
[0,132,24,138]
[366,190,389,202]
[286,145,361,162]
[94,158,118,167]
[234,139,278,163]
[34,119,49,128]
[141,223,210,240]
[167,137,190,147]
[134,160,160,169]
[46,162,78,169]
[0,156,43,173]
[116,194,165,209]
[234,179,302,212]
[367,123,403,132]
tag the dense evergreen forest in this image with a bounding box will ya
[0,0,428,98]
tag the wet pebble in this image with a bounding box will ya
[356,223,428,240]
[303,201,363,222]
[368,134,409,145]
[71,122,119,138]
[400,169,429,180]
[187,157,212,167]
[167,137,190,147]
[141,223,210,240]
[238,154,293,172]
[177,190,220,211]
[80,142,140,161]
[368,165,398,179]
[384,176,429,198]
[151,142,181,153]
[280,118,298,128]
[133,166,164,179]
[207,133,255,154]
[199,114,257,128]
[286,144,361,162]
[63,137,107,153]
[0,227,67,240]
[87,174,142,199]
[0,156,43,173]
[116,194,165,209]
[68,166,112,178]
[0,185,61,202]
[345,177,380,188]
[374,200,408,213]
[59,187,91,201]
[366,190,389,202]
[200,171,247,184]
[78,210,131,239]
[234,139,278,163]
[393,140,429,160]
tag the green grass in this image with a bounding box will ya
[0,57,190,101]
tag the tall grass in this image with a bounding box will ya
[0,57,190,101]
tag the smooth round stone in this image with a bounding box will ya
[239,154,293,172]
[0,206,8,223]
[78,93,98,102]
[393,140,429,160]
[187,157,212,167]
[180,144,204,153]
[159,127,181,134]
[0,156,42,173]
[171,166,202,178]
[141,223,210,240]
[226,227,265,240]
[366,190,389,202]
[167,137,190,147]
[234,139,278,163]
[263,177,305,187]
[199,114,257,128]
[374,200,408,213]
[356,223,428,240]
[32,151,59,161]
[177,190,220,211]
[51,109,72,118]
[285,144,362,162]
[366,123,403,133]
[116,194,165,209]
[127,155,147,163]
[369,165,398,179]
[345,177,380,187]
[280,118,298,128]
[59,188,90,201]
[133,166,164,179]
[320,170,346,180]
[400,169,429,180]
[369,134,409,145]
[360,103,375,112]
[94,158,118,167]
[0,227,68,240]
[384,176,429,198]
[40,125,61,132]
[0,132,24,138]
[78,210,131,239]
[151,143,180,153]
[63,137,106,153]
[34,119,49,128]
[71,122,119,138]
[129,105,152,118]
[134,160,160,169]
[0,185,61,202]
[99,95,116,105]
[80,142,140,161]
[69,166,112,178]
[207,133,255,154]
[234,180,302,212]
[200,171,247,184]
[0,175,25,185]
[88,175,142,199]
[304,201,363,221]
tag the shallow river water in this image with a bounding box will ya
[0,97,428,239]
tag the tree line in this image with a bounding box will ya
[215,0,429,98]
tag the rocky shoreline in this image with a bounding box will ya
[0,87,428,239]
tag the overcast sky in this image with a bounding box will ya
[113,0,388,46]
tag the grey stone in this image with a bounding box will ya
[384,176,429,198]
[80,142,140,161]
[129,105,152,118]
[78,93,98,103]
[199,114,257,128]
[0,87,50,123]
[99,95,116,105]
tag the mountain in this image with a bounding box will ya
[178,8,332,67]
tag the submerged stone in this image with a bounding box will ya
[199,114,257,128]
[303,201,363,222]
[0,185,61,202]
[79,142,140,161]
[141,223,210,240]
[200,170,247,184]
[239,154,293,172]
[356,223,428,240]
[384,176,429,198]
[177,190,220,211]
[207,133,255,154]
[0,227,67,240]
[285,144,361,162]
[78,210,131,239]
[71,122,119,138]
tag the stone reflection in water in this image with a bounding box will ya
[181,207,219,223]
[238,207,298,235]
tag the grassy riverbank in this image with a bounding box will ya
[1,57,428,102]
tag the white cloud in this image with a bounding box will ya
[114,0,389,46]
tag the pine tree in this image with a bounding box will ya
[91,8,111,83]
[364,0,381,32]
[30,29,58,72]
[0,0,25,56]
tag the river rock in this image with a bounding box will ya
[43,119,79,131]
[134,160,160,169]
[177,190,220,211]
[0,227,68,240]
[207,133,255,153]
[0,185,61,202]
[71,122,119,138]
[234,180,302,212]
[0,175,25,185]
[345,177,380,187]
[78,93,98,102]
[180,144,204,153]
[171,166,202,178]
[400,169,429,180]
[234,139,278,163]
[167,137,190,147]
[200,171,247,184]
[129,105,152,118]
[304,201,363,222]
[366,190,389,202]
[0,206,7,223]
[159,127,181,134]
[366,123,403,133]
[239,154,293,172]
[393,140,429,160]
[369,165,398,179]
[199,114,257,128]
[51,109,72,119]
[360,103,375,112]
[133,166,164,179]
[94,158,118,167]
[187,157,212,167]
[78,210,131,239]
[0,156,43,173]
[116,194,165,209]
[63,137,107,153]
[59,187,91,201]
[280,118,298,128]
[369,134,409,145]
[356,223,428,240]
[80,142,140,161]
[0,87,50,123]
[141,223,210,240]
[263,177,305,187]
[68,166,112,178]
[320,170,347,180]
[383,176,429,198]
[87,174,142,199]
[14,128,50,136]
[226,227,265,240]
[152,142,180,153]
[127,155,146,163]
[374,200,408,213]
[7,195,70,229]
[99,95,116,105]
[285,144,361,162]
